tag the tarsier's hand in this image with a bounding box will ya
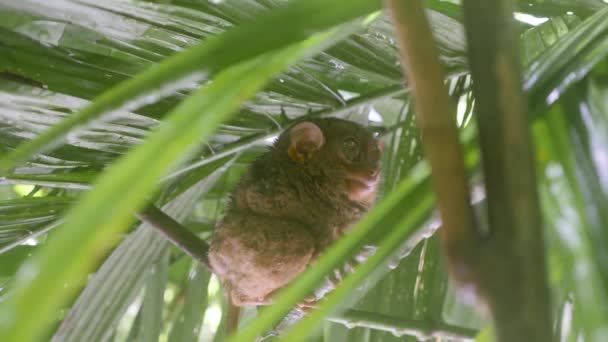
[209,118,383,308]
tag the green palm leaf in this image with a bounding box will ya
[0,1,607,341]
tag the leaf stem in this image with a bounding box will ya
[328,309,478,340]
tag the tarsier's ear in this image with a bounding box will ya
[288,122,325,163]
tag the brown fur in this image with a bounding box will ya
[209,118,382,306]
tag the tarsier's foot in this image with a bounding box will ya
[299,246,377,312]
[296,296,320,314]
[230,290,274,307]
[329,245,376,284]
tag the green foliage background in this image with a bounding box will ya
[0,0,607,341]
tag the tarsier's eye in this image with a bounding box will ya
[342,137,360,161]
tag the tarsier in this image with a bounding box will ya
[208,118,383,307]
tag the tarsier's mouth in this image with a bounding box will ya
[346,171,380,190]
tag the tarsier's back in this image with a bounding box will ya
[208,118,383,306]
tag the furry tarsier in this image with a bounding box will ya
[208,118,383,307]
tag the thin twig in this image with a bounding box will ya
[136,205,211,269]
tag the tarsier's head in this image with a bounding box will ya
[283,118,383,203]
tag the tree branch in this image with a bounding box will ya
[385,0,481,293]
[462,0,553,341]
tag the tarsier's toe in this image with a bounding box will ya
[230,289,275,307]
[296,296,319,314]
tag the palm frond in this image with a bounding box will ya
[0,1,607,341]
